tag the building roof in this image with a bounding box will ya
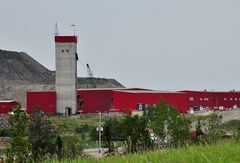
[180,90,240,94]
[77,88,152,91]
[114,90,184,94]
[0,100,16,103]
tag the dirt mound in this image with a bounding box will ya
[0,49,54,85]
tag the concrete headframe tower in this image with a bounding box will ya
[55,36,78,115]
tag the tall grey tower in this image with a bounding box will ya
[55,36,77,115]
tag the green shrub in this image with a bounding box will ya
[0,128,9,137]
[62,135,83,160]
[75,124,91,134]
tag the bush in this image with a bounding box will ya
[0,128,9,137]
[28,108,58,162]
[62,135,83,160]
[144,98,191,148]
[221,119,240,131]
[75,124,91,134]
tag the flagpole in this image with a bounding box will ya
[71,24,76,36]
[74,25,75,36]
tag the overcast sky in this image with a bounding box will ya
[0,0,240,91]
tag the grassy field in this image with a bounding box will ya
[48,114,125,149]
[46,140,240,163]
[49,114,99,128]
[48,114,100,148]
[48,114,101,136]
[186,114,208,122]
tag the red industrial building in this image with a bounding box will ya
[110,90,188,114]
[77,88,188,114]
[26,89,240,115]
[77,88,114,114]
[27,92,56,114]
[0,100,18,114]
[181,90,240,111]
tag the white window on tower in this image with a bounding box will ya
[230,98,233,101]
[189,97,194,101]
[235,98,238,101]
[224,98,227,101]
[204,98,209,101]
[200,98,203,101]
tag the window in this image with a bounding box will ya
[235,98,238,101]
[224,98,227,101]
[66,50,69,52]
[204,98,209,101]
[230,98,233,101]
[200,98,203,101]
[61,50,64,52]
[137,104,143,111]
[189,97,194,101]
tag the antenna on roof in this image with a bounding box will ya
[54,22,59,36]
[70,24,76,36]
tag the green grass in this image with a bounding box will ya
[0,149,6,156]
[46,140,240,163]
[47,115,98,149]
[186,114,208,122]
[48,114,122,149]
[49,114,99,126]
[48,114,99,134]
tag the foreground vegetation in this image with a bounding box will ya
[2,99,240,162]
[46,140,240,163]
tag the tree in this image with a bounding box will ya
[122,115,153,153]
[6,104,30,162]
[28,107,58,162]
[102,117,124,154]
[144,98,191,148]
[56,135,63,160]
[205,113,223,144]
[194,119,205,144]
[62,135,83,159]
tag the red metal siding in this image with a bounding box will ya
[77,90,113,113]
[213,92,240,109]
[111,91,136,114]
[112,91,188,114]
[180,91,215,110]
[0,101,18,114]
[27,92,56,114]
[180,91,240,110]
[136,93,188,113]
[55,36,77,43]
